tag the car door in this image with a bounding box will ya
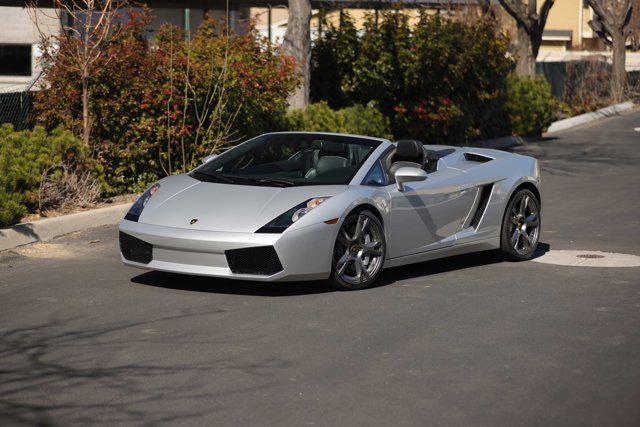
[385,166,479,259]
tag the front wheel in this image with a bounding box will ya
[500,188,541,260]
[330,210,386,291]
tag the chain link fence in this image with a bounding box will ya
[0,73,42,131]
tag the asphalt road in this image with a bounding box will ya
[1,112,640,426]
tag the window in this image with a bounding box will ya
[363,161,387,186]
[0,44,32,76]
[193,133,380,186]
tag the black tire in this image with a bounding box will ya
[330,210,386,291]
[500,188,541,261]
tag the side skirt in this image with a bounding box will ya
[383,237,500,269]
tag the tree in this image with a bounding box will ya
[496,0,555,75]
[28,0,122,147]
[282,0,311,109]
[587,0,634,102]
[630,0,640,50]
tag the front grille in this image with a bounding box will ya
[225,246,283,276]
[119,232,153,264]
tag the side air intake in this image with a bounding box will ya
[464,153,493,163]
[470,184,494,228]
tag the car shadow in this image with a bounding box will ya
[131,243,550,296]
[131,271,335,297]
[376,242,550,287]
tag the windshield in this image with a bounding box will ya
[192,133,381,186]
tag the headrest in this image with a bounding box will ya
[321,141,345,153]
[396,140,423,159]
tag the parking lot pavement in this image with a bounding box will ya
[1,112,639,426]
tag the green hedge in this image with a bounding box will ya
[311,12,514,143]
[505,75,558,136]
[0,124,98,228]
[286,102,392,139]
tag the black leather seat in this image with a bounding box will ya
[388,140,425,176]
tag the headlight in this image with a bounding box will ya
[256,197,330,233]
[124,182,160,222]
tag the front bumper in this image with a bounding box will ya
[118,219,336,281]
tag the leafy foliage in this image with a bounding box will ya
[0,124,99,228]
[505,75,558,136]
[33,10,298,194]
[311,12,515,143]
[286,102,392,139]
[310,14,360,109]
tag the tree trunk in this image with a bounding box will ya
[81,72,90,147]
[515,25,536,76]
[611,32,627,103]
[283,0,311,110]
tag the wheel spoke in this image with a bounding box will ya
[521,232,531,249]
[524,213,538,226]
[354,257,362,279]
[354,216,364,240]
[354,216,369,241]
[337,232,350,246]
[359,260,370,283]
[519,196,529,217]
[336,254,351,275]
[510,228,520,245]
[362,241,382,256]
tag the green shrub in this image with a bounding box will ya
[311,11,514,143]
[286,102,392,139]
[505,75,558,136]
[310,14,360,108]
[339,104,392,139]
[0,192,25,229]
[286,102,347,133]
[0,124,98,228]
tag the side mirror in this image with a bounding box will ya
[202,154,217,164]
[395,167,427,191]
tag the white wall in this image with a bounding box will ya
[0,6,59,90]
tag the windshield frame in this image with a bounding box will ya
[192,132,384,187]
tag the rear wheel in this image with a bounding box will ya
[330,210,386,291]
[500,188,541,260]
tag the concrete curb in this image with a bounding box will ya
[547,101,636,134]
[0,203,132,252]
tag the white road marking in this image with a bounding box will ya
[634,127,640,132]
[532,250,640,267]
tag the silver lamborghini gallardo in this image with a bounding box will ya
[119,132,541,290]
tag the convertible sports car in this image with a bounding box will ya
[119,132,541,290]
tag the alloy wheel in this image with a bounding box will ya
[508,194,540,256]
[333,213,385,286]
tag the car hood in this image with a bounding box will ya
[138,174,347,232]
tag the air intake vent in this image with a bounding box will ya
[470,184,494,228]
[464,153,493,163]
[119,232,153,264]
[225,246,283,276]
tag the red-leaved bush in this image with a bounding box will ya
[34,9,298,194]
